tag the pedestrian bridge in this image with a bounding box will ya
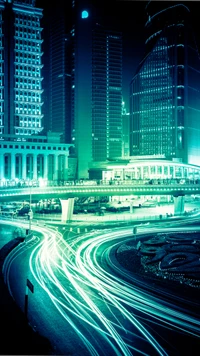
[0,183,200,221]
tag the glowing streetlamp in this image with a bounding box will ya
[28,182,33,234]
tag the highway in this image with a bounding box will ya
[2,217,200,355]
[0,182,200,201]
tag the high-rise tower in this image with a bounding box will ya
[0,0,44,137]
[41,0,122,179]
[41,0,72,144]
[0,1,72,185]
[130,1,200,165]
[71,0,122,178]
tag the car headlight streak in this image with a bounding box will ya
[28,226,200,356]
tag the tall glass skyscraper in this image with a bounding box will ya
[0,0,44,137]
[41,0,72,144]
[41,0,122,179]
[130,2,200,166]
[92,25,122,162]
[71,0,122,178]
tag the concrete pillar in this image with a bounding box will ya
[180,166,183,178]
[43,154,48,179]
[22,153,26,180]
[28,155,33,180]
[174,196,185,215]
[10,153,15,180]
[40,155,44,178]
[167,165,170,178]
[130,201,133,214]
[17,155,22,179]
[140,166,143,180]
[60,198,75,222]
[155,165,157,178]
[172,166,176,179]
[63,154,68,181]
[54,155,58,181]
[146,165,150,179]
[135,167,138,179]
[0,154,4,179]
[33,154,37,180]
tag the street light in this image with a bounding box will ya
[28,182,33,234]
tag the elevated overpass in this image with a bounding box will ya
[0,183,200,221]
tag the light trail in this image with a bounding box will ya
[25,223,200,355]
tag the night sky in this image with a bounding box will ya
[35,0,200,109]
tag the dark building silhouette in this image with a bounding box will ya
[41,0,71,144]
[71,0,123,178]
[42,0,123,179]
[130,1,200,166]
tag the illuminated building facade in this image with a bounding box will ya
[0,133,70,185]
[92,25,122,162]
[130,2,200,166]
[0,0,72,184]
[1,0,44,136]
[71,0,122,178]
[88,156,200,182]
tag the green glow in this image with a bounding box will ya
[81,10,89,19]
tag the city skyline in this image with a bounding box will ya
[0,0,200,183]
[36,0,200,107]
[0,3,200,355]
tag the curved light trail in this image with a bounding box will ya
[23,223,200,356]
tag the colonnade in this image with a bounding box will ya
[104,164,199,181]
[0,152,68,182]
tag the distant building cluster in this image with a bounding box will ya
[0,0,200,184]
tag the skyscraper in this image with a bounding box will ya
[71,0,123,178]
[0,0,71,184]
[1,0,43,137]
[41,0,72,144]
[130,1,200,166]
[45,0,122,178]
[41,0,122,179]
[92,25,122,162]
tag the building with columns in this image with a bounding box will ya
[0,0,73,184]
[0,133,72,186]
[88,156,200,182]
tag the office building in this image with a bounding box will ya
[71,0,122,178]
[130,2,200,166]
[41,0,122,179]
[41,0,72,144]
[0,0,71,184]
[0,132,70,185]
[1,0,43,136]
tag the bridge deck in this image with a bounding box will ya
[0,184,200,201]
